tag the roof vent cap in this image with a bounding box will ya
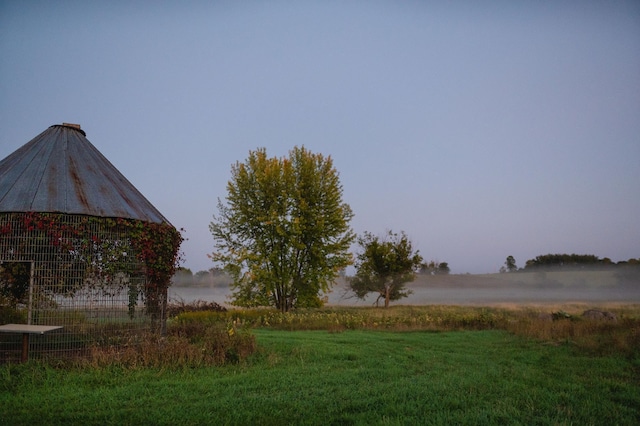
[60,123,86,136]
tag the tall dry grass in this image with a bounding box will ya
[502,306,640,357]
[177,303,640,357]
[66,302,640,368]
[80,321,256,369]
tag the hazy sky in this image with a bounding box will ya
[1,1,639,274]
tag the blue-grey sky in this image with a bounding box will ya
[1,1,639,274]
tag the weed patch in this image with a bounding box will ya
[78,321,256,369]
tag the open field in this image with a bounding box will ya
[1,304,639,425]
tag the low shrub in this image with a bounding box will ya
[81,321,255,369]
[0,305,26,324]
[166,298,227,317]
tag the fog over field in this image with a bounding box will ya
[169,270,640,307]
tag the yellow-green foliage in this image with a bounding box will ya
[172,308,272,324]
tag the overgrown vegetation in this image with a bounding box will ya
[0,212,184,328]
[165,298,227,317]
[74,299,252,368]
[81,321,256,369]
[169,303,640,357]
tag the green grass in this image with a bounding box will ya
[2,329,639,425]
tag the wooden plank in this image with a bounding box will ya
[0,324,63,334]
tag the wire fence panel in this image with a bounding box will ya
[0,212,165,362]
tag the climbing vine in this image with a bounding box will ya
[0,212,184,304]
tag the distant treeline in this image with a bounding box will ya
[172,267,232,287]
[523,254,639,271]
[418,261,450,275]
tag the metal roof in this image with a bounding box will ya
[0,124,170,224]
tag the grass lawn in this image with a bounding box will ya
[2,329,638,425]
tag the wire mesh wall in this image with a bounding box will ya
[0,212,166,362]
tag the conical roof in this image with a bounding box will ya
[0,124,170,224]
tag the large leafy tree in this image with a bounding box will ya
[349,230,423,308]
[210,147,354,312]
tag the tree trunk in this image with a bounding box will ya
[384,285,390,308]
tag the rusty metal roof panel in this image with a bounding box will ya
[0,124,170,224]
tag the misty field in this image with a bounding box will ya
[170,270,640,306]
[2,304,639,425]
